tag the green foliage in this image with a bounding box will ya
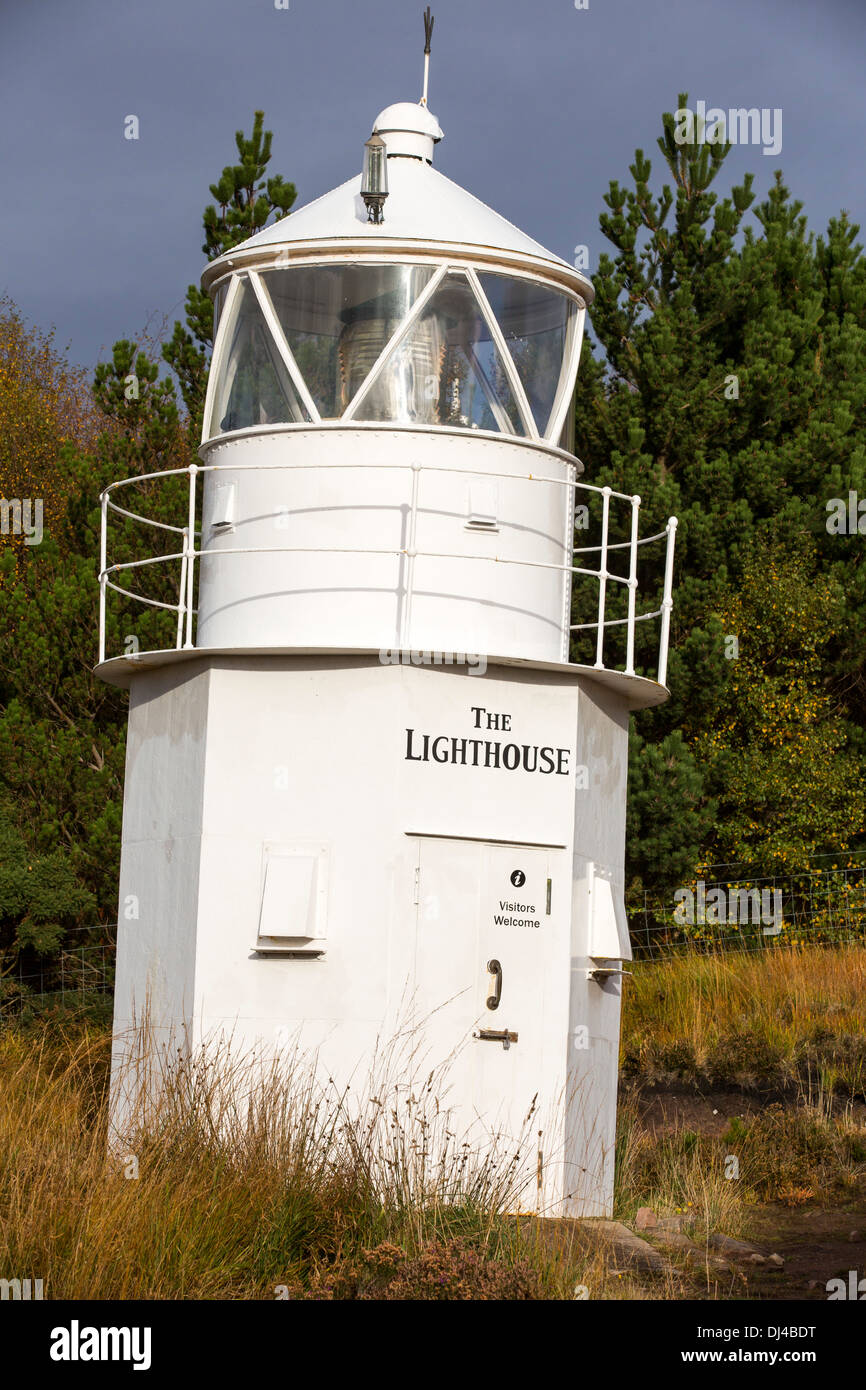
[577,93,866,890]
[0,794,95,959]
[691,545,865,872]
[626,730,715,894]
[203,111,297,256]
[0,112,294,964]
[0,536,127,923]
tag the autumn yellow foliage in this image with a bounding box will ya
[0,297,101,559]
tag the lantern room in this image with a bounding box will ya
[202,98,589,446]
[190,101,593,660]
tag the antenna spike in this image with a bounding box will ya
[421,8,434,106]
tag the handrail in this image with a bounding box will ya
[98,460,677,684]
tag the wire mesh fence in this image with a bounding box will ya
[0,926,116,1019]
[3,861,866,1016]
[628,860,866,958]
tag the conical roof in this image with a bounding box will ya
[202,103,593,303]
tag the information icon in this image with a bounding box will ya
[510,869,526,887]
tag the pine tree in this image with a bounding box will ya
[575,95,866,890]
[162,111,296,439]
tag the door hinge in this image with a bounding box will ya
[413,865,420,905]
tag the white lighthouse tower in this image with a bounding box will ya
[98,49,677,1217]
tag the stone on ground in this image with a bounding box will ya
[579,1219,666,1272]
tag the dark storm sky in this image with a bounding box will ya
[1,0,863,371]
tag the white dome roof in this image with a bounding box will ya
[373,101,443,141]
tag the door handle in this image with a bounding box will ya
[486,958,502,1010]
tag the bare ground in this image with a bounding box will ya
[631,1087,866,1300]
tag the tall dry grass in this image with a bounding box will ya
[0,1020,614,1299]
[617,945,866,1234]
[6,944,862,1298]
[621,944,866,1093]
[613,1088,746,1239]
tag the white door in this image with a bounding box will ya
[411,836,565,1210]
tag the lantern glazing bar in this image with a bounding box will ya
[462,340,518,434]
[262,262,438,419]
[466,267,538,439]
[202,275,241,443]
[208,277,313,434]
[340,263,448,420]
[546,305,585,444]
[476,271,575,439]
[249,272,323,424]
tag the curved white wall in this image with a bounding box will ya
[196,427,575,662]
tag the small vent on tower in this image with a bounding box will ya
[210,481,236,532]
[466,481,499,531]
[255,843,329,954]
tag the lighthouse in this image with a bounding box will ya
[98,46,677,1217]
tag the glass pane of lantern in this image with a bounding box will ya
[477,273,574,436]
[261,264,434,419]
[353,272,527,434]
[208,279,310,435]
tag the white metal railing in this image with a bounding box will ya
[97,460,678,685]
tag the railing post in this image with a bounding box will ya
[625,493,641,677]
[594,486,611,669]
[176,529,189,651]
[98,491,108,665]
[401,460,421,651]
[183,465,198,649]
[657,516,678,687]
